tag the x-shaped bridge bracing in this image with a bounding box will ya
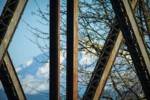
[83,0,150,99]
[0,0,27,100]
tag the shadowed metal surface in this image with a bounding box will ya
[83,0,137,99]
[0,0,28,99]
[111,0,150,99]
[50,0,60,100]
[0,52,26,100]
[66,0,78,100]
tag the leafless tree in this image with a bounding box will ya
[24,0,150,99]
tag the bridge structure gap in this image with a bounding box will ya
[50,0,150,100]
[0,0,28,100]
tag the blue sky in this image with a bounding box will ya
[8,0,49,67]
[0,0,6,15]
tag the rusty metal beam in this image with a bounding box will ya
[50,0,60,100]
[0,52,26,100]
[66,0,78,100]
[83,0,137,99]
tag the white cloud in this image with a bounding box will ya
[26,59,33,66]
[36,61,49,78]
[15,67,22,72]
[0,53,50,95]
[79,51,97,65]
[17,59,49,94]
[60,50,66,63]
[23,59,33,68]
[20,74,49,94]
[15,59,33,72]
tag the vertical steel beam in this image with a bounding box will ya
[66,0,78,100]
[50,0,60,100]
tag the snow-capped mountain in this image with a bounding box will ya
[0,52,49,100]
[0,50,98,99]
[17,52,49,100]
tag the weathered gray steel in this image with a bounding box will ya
[122,0,150,68]
[111,0,150,99]
[50,0,60,100]
[0,52,26,100]
[66,0,78,100]
[83,0,137,99]
[0,0,28,65]
[0,0,27,99]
